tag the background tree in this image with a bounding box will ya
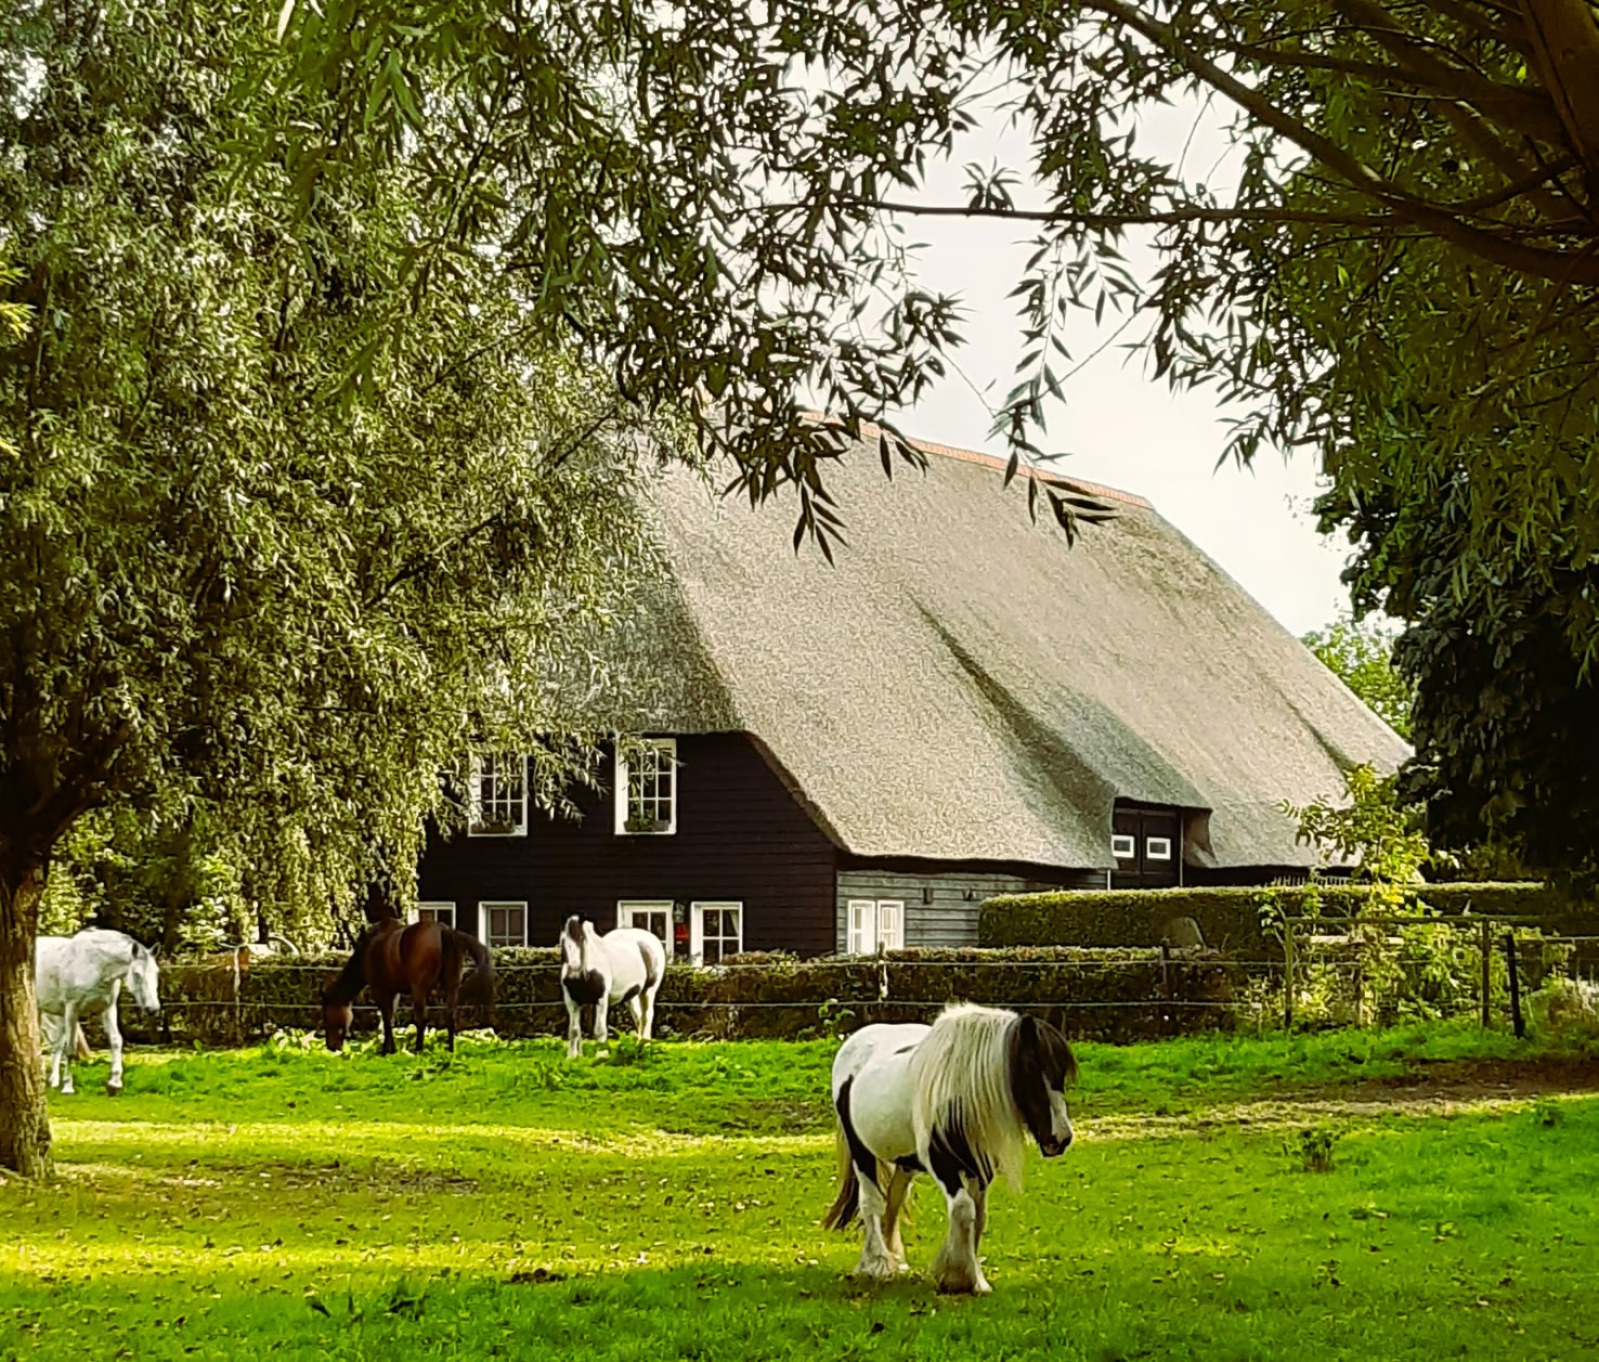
[1302,617,1414,740]
[0,2,677,1175]
[272,0,1599,875]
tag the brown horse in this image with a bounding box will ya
[321,919,495,1054]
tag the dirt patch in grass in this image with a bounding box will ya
[1341,1054,1599,1105]
[1091,1054,1599,1140]
[158,1160,481,1195]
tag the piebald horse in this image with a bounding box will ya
[36,929,162,1096]
[558,916,666,1058]
[823,1003,1077,1294]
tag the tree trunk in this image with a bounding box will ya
[0,849,53,1177]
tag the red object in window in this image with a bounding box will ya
[674,922,690,948]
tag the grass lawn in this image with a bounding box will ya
[2,1024,1597,1360]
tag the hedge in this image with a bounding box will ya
[145,944,1243,1048]
[978,882,1574,954]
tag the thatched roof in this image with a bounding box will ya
[592,430,1408,872]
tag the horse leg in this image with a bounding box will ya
[628,992,646,1043]
[58,1000,80,1095]
[412,991,428,1054]
[378,994,397,1055]
[443,982,459,1053]
[564,993,583,1060]
[40,1012,62,1089]
[104,997,126,1096]
[929,1171,991,1295]
[642,982,659,1043]
[851,1166,899,1280]
[594,993,610,1047]
[882,1168,915,1271]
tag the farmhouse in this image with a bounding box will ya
[417,428,1408,961]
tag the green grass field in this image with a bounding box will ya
[2,1025,1597,1360]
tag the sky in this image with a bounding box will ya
[874,95,1357,640]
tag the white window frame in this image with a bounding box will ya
[618,899,675,960]
[1111,834,1136,860]
[689,900,742,966]
[1146,837,1174,861]
[480,900,528,949]
[615,738,678,835]
[846,899,905,955]
[409,901,457,929]
[468,753,528,837]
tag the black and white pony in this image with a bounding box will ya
[823,1003,1077,1294]
[36,929,162,1096]
[558,916,667,1059]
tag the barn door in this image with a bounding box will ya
[1111,804,1183,888]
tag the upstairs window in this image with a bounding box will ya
[615,738,677,835]
[469,754,526,837]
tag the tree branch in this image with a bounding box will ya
[1521,0,1599,177]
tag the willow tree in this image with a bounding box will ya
[278,0,1599,876]
[0,2,669,1175]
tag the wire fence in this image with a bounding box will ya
[128,913,1599,1047]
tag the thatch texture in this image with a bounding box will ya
[582,431,1409,872]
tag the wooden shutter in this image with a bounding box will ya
[877,900,904,951]
[847,899,877,955]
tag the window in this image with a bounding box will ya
[410,902,456,929]
[615,739,677,835]
[846,899,905,955]
[469,754,527,837]
[1111,834,1136,860]
[481,901,527,948]
[619,900,674,960]
[1146,837,1173,861]
[690,901,742,965]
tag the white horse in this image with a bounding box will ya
[36,929,162,1096]
[558,915,666,1059]
[822,1003,1077,1294]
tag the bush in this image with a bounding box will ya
[979,882,1572,956]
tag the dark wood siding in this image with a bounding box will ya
[417,734,839,957]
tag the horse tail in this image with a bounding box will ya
[820,1121,860,1231]
[75,1022,92,1062]
[445,927,496,1007]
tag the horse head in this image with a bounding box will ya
[1006,1015,1077,1158]
[125,943,162,1018]
[559,915,590,975]
[321,989,354,1052]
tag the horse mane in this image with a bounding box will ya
[910,1003,1028,1192]
[324,934,369,1004]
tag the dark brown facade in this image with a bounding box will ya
[418,733,839,957]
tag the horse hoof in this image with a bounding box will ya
[106,1083,122,1097]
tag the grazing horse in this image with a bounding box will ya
[36,929,162,1096]
[823,1003,1077,1294]
[321,918,494,1054]
[558,916,666,1059]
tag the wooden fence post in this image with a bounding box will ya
[1160,940,1172,1036]
[1505,933,1525,1039]
[1479,919,1492,1029]
[1282,920,1295,1030]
